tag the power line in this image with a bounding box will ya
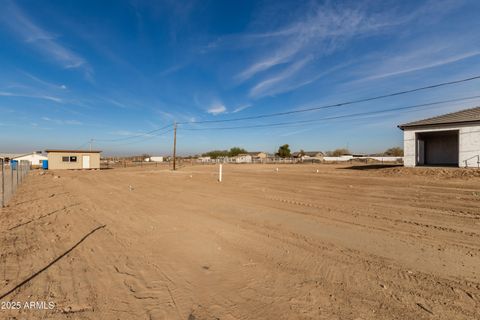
[74,141,91,150]
[178,75,480,124]
[72,75,480,151]
[94,123,173,142]
[97,128,174,147]
[179,95,480,131]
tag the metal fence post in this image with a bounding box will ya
[11,162,13,196]
[1,159,4,208]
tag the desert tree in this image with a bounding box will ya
[228,147,247,157]
[327,148,350,157]
[276,144,291,157]
[384,147,403,156]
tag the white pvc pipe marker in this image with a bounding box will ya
[219,164,223,182]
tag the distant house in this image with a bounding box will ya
[235,154,252,163]
[146,156,164,162]
[197,156,211,163]
[0,153,23,163]
[46,150,101,170]
[304,151,324,158]
[13,152,48,167]
[399,106,480,167]
[247,152,268,159]
[292,151,324,160]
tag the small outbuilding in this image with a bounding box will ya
[45,150,101,170]
[398,107,480,167]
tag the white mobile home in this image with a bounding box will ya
[197,156,211,163]
[235,154,252,163]
[146,156,164,162]
[399,107,480,167]
[13,152,48,166]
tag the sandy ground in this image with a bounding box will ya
[0,164,479,319]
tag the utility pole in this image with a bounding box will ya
[172,122,177,171]
[89,139,93,151]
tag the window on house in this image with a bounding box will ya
[62,156,77,162]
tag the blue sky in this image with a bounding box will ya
[1,0,480,155]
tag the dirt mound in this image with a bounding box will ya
[379,166,480,179]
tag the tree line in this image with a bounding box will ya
[200,145,403,159]
[202,147,248,159]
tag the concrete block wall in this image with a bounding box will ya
[460,125,480,167]
[403,130,416,167]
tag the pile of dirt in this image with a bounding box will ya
[379,166,480,179]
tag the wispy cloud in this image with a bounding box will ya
[109,130,153,137]
[226,0,467,98]
[207,103,227,115]
[41,116,82,125]
[21,71,68,90]
[0,91,63,103]
[234,3,393,84]
[157,63,187,77]
[0,1,93,78]
[103,98,130,109]
[278,127,315,137]
[154,109,175,120]
[359,49,480,82]
[232,103,252,113]
[236,43,302,82]
[249,55,313,98]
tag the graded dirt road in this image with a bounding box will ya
[0,164,479,319]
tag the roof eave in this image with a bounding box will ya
[45,150,102,153]
[398,119,480,130]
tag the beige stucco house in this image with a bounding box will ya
[247,152,268,160]
[45,150,101,170]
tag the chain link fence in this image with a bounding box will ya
[1,159,31,207]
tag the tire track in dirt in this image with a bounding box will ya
[217,213,480,319]
[265,196,480,238]
[2,165,479,319]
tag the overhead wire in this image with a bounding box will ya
[74,140,91,150]
[97,128,175,147]
[177,75,480,124]
[74,75,480,150]
[179,95,480,131]
[94,123,173,142]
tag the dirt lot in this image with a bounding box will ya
[0,164,479,319]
